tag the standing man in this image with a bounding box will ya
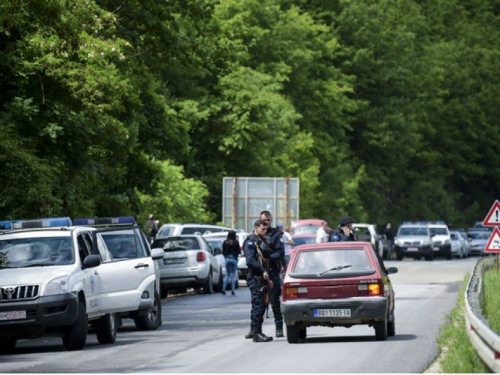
[383,222,395,260]
[259,210,285,338]
[277,224,294,273]
[316,221,329,243]
[243,219,273,342]
[147,214,159,244]
[329,216,356,242]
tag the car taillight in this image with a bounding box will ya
[358,283,382,296]
[196,252,206,262]
[284,286,307,300]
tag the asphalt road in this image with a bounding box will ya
[1,257,477,373]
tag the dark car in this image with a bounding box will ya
[281,241,398,343]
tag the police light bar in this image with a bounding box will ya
[11,217,72,229]
[0,220,14,230]
[73,217,136,226]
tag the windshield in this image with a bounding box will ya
[468,232,490,240]
[292,249,371,274]
[0,237,74,268]
[152,237,200,251]
[292,225,320,235]
[429,227,449,236]
[398,227,428,236]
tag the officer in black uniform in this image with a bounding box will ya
[243,219,273,342]
[259,210,285,338]
[329,216,356,242]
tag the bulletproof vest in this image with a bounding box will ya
[260,228,278,258]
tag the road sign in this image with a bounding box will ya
[482,200,500,227]
[484,227,500,253]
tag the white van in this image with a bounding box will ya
[156,223,234,237]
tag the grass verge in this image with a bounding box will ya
[431,273,490,373]
[483,267,500,333]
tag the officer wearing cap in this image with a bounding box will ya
[329,216,356,242]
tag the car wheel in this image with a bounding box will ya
[374,318,388,341]
[203,271,213,294]
[160,286,168,299]
[62,299,88,351]
[286,324,300,344]
[299,327,307,340]
[0,337,17,353]
[425,251,434,261]
[134,291,162,330]
[95,312,117,344]
[235,278,240,289]
[388,313,396,337]
[213,268,224,292]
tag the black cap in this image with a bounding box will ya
[340,216,353,226]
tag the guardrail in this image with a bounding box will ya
[465,256,500,372]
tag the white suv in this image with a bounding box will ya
[426,221,452,260]
[0,217,164,352]
[156,223,234,237]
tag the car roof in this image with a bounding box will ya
[292,219,325,226]
[291,233,316,238]
[294,241,373,252]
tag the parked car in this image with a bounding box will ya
[281,241,398,343]
[427,222,452,260]
[156,223,234,238]
[151,235,224,297]
[290,219,331,236]
[467,228,491,256]
[449,231,466,259]
[203,231,249,281]
[0,217,164,352]
[450,228,471,257]
[352,223,386,258]
[76,217,164,331]
[394,223,434,260]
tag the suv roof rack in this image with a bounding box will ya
[73,216,136,226]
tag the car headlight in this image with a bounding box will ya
[44,276,70,296]
[421,239,430,246]
[444,239,451,245]
[395,239,403,246]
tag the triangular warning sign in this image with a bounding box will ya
[483,200,500,227]
[485,227,500,253]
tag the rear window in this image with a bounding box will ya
[291,248,373,276]
[292,236,316,246]
[152,237,200,251]
[292,224,320,235]
[157,225,175,238]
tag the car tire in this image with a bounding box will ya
[62,299,88,351]
[425,250,434,261]
[235,278,240,289]
[134,291,162,331]
[0,337,17,353]
[213,268,224,292]
[286,324,300,344]
[388,309,396,337]
[374,318,388,341]
[203,271,213,294]
[95,312,117,344]
[299,327,307,340]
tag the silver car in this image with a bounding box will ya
[394,224,434,261]
[203,231,249,280]
[151,235,224,297]
[467,229,490,256]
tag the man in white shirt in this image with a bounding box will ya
[277,225,294,272]
[316,221,328,243]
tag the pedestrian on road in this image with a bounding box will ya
[277,224,294,273]
[383,222,395,260]
[243,219,274,342]
[329,216,356,242]
[259,210,285,338]
[221,230,240,295]
[147,214,159,243]
[316,221,329,243]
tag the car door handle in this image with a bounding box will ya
[134,263,149,269]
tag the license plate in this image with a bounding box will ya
[407,247,419,251]
[164,258,185,265]
[433,247,440,251]
[0,311,26,321]
[314,309,351,318]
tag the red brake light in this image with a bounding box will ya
[285,287,299,300]
[358,282,382,296]
[196,252,206,262]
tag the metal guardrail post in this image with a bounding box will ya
[465,256,500,372]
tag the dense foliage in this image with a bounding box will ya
[1,0,499,229]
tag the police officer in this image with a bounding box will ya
[259,210,285,338]
[330,216,356,242]
[244,219,273,342]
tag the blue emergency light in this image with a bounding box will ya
[11,217,72,229]
[0,221,13,230]
[72,217,136,226]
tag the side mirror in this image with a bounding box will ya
[386,266,398,275]
[151,247,165,260]
[83,254,101,269]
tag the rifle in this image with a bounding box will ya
[255,241,273,318]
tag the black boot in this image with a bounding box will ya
[245,330,255,339]
[276,328,284,338]
[253,332,273,342]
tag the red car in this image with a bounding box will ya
[290,219,331,236]
[281,241,398,343]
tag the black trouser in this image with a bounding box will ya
[249,286,266,334]
[269,269,283,329]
